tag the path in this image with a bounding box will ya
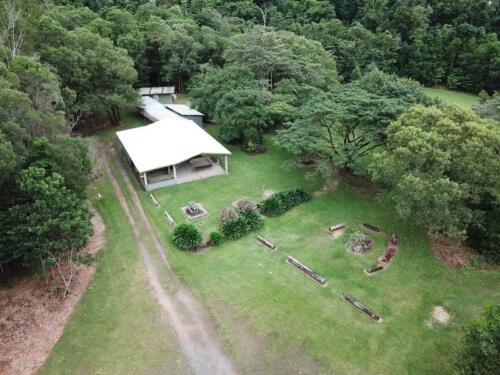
[102,150,237,375]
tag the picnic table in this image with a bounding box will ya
[190,156,212,169]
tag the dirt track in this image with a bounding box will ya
[102,150,237,375]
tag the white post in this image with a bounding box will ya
[143,172,148,190]
[173,164,177,181]
[224,155,228,174]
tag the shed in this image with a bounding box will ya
[138,96,181,122]
[138,86,175,104]
[116,119,231,191]
[165,104,204,127]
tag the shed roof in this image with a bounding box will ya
[116,119,231,173]
[165,104,204,116]
[139,96,182,122]
[138,86,175,96]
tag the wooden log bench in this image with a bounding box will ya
[341,293,382,322]
[362,223,381,233]
[366,265,384,274]
[150,194,160,208]
[287,256,327,287]
[256,236,276,251]
[164,211,175,227]
[328,223,346,232]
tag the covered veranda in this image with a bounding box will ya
[117,118,231,191]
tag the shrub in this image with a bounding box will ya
[455,304,500,374]
[242,209,263,231]
[209,231,224,246]
[259,188,311,217]
[220,215,248,240]
[173,223,202,251]
[235,198,257,214]
[346,230,373,254]
[220,203,263,240]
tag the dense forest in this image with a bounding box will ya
[0,0,498,286]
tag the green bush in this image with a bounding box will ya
[209,231,224,246]
[259,188,311,217]
[220,202,263,240]
[455,303,500,374]
[220,215,248,240]
[173,223,202,251]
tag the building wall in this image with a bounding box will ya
[185,115,203,127]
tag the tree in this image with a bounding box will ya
[214,88,273,150]
[41,27,137,126]
[456,304,500,375]
[10,56,63,111]
[371,105,500,240]
[188,64,257,120]
[224,26,337,89]
[0,166,92,266]
[473,93,500,122]
[275,85,409,175]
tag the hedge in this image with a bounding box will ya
[259,188,311,217]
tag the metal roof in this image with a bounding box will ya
[139,96,182,122]
[116,119,231,173]
[165,104,204,116]
[138,86,175,96]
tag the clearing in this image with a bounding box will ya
[422,87,479,109]
[42,111,500,374]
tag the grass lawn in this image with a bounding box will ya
[44,111,499,374]
[39,170,192,375]
[118,121,500,374]
[422,87,479,109]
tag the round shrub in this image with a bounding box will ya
[173,223,202,251]
[209,231,224,246]
[220,206,239,224]
[235,198,257,214]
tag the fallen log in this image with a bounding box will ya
[150,194,160,208]
[328,223,346,232]
[256,235,276,250]
[341,293,382,322]
[381,246,397,263]
[164,210,175,227]
[287,256,327,287]
[366,265,384,274]
[362,223,381,233]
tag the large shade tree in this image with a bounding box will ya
[371,105,500,243]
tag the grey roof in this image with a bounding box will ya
[138,86,175,96]
[139,96,182,122]
[165,104,204,116]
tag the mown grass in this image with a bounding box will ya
[422,87,479,109]
[39,173,191,375]
[126,124,500,374]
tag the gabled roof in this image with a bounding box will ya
[116,119,231,173]
[139,96,182,122]
[138,86,175,96]
[165,104,204,116]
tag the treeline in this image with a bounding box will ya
[56,0,499,94]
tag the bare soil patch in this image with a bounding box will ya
[313,180,338,197]
[263,189,274,198]
[0,209,105,375]
[432,306,450,324]
[331,227,347,239]
[430,238,469,268]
